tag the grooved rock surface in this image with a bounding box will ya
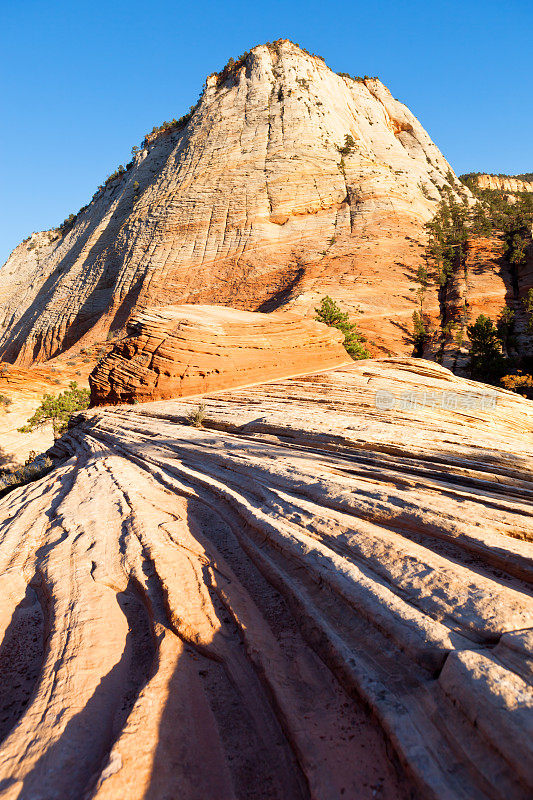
[89,304,351,405]
[0,40,468,365]
[0,358,532,799]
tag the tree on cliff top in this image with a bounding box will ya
[18,382,90,439]
[315,296,370,360]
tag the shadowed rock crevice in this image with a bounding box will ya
[0,584,44,746]
[17,581,155,800]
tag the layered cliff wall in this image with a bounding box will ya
[89,304,351,405]
[473,174,533,193]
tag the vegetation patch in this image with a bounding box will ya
[460,172,533,183]
[337,134,356,157]
[18,381,89,439]
[417,179,533,377]
[142,106,198,148]
[337,73,378,83]
[315,296,370,360]
[0,452,54,496]
[500,372,533,399]
[185,403,207,428]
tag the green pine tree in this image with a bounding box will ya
[18,382,90,439]
[315,296,370,360]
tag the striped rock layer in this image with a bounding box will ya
[89,304,351,406]
[0,358,531,799]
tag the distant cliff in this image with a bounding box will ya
[461,173,533,193]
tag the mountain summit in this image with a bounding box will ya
[0,40,465,364]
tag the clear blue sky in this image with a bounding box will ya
[1,0,531,265]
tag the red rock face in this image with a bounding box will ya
[89,304,351,405]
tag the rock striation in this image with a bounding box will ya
[0,40,468,365]
[0,358,531,799]
[89,304,351,405]
[473,174,533,193]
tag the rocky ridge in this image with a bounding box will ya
[0,358,531,799]
[0,40,468,365]
[473,174,533,193]
[89,304,350,406]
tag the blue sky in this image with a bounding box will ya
[1,0,531,265]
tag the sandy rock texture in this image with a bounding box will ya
[0,364,60,468]
[474,175,533,193]
[0,358,531,799]
[89,304,351,405]
[0,40,467,365]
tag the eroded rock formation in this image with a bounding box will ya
[473,174,533,193]
[0,358,531,799]
[89,304,350,405]
[0,40,468,365]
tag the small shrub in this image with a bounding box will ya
[141,104,199,147]
[104,165,127,186]
[0,452,54,494]
[18,381,89,439]
[467,314,505,380]
[0,394,12,408]
[337,134,356,157]
[315,296,370,360]
[337,72,366,83]
[186,403,206,428]
[496,305,515,349]
[501,372,533,399]
[412,311,431,356]
[59,213,77,236]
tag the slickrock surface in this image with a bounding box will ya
[89,304,351,405]
[474,174,533,193]
[0,358,532,799]
[0,40,468,365]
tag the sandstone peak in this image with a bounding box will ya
[0,40,466,366]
